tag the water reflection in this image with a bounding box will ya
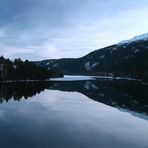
[0,81,50,102]
[0,79,148,116]
[49,80,148,116]
[0,80,148,148]
[0,89,148,148]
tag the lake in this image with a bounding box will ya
[0,76,148,148]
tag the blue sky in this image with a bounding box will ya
[0,0,148,60]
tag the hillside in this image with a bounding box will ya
[35,34,148,81]
[0,56,63,81]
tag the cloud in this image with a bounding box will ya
[0,27,7,38]
[1,0,148,60]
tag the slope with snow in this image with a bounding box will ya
[119,33,148,44]
[35,33,148,81]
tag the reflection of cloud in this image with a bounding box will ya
[0,110,5,119]
[30,90,90,108]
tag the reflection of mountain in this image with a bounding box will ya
[0,80,148,119]
[48,80,148,116]
[0,81,50,103]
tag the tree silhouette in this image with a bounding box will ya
[0,56,63,81]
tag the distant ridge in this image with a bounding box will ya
[35,33,148,82]
[119,33,148,44]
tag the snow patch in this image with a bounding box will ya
[13,64,17,69]
[123,45,126,49]
[134,49,140,53]
[91,62,99,68]
[84,62,90,71]
[112,47,117,51]
[52,63,58,67]
[0,64,4,71]
[84,62,99,71]
[99,55,105,59]
[119,33,148,45]
[46,62,50,65]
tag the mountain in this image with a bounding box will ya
[119,33,148,44]
[35,33,148,81]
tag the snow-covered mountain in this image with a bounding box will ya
[119,33,148,44]
[35,33,148,81]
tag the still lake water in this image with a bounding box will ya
[0,76,148,148]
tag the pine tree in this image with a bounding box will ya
[0,56,60,81]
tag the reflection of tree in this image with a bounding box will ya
[0,81,51,103]
[0,79,147,119]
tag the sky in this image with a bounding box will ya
[0,0,148,61]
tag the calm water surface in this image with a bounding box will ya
[0,77,148,148]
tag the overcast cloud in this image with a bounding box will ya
[0,0,148,60]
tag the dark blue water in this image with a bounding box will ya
[0,79,148,148]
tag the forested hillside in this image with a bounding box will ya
[0,56,63,81]
[36,35,148,82]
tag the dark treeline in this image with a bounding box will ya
[0,81,51,103]
[0,79,148,119]
[110,49,148,82]
[0,56,63,81]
